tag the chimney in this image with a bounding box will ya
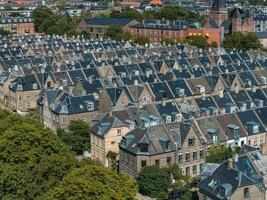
[227,159,233,169]
[260,144,267,154]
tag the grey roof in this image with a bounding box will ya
[84,17,132,26]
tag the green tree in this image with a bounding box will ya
[110,9,143,21]
[0,29,11,36]
[122,30,133,41]
[0,113,76,199]
[46,164,138,200]
[185,35,210,49]
[134,35,150,45]
[210,41,218,48]
[222,32,262,51]
[57,120,90,155]
[136,166,170,198]
[32,7,54,32]
[105,25,123,40]
[161,38,176,46]
[80,30,91,39]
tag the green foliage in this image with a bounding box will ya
[80,30,90,39]
[222,32,263,51]
[57,120,90,155]
[185,35,210,49]
[134,35,150,45]
[32,6,79,36]
[249,0,267,6]
[161,38,176,46]
[0,111,76,199]
[136,166,170,198]
[122,30,133,41]
[46,164,138,200]
[206,144,234,163]
[0,110,137,200]
[110,5,200,23]
[0,28,11,36]
[210,41,218,48]
[110,9,143,21]
[136,164,193,199]
[32,7,54,32]
[105,25,123,40]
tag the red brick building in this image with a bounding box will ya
[0,18,35,35]
[130,20,221,45]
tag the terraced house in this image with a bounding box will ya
[0,35,267,180]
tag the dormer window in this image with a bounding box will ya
[17,84,22,90]
[87,102,94,111]
[207,128,218,144]
[160,138,171,151]
[166,115,171,124]
[62,105,67,113]
[139,143,148,153]
[197,85,205,93]
[247,121,259,134]
[33,83,37,90]
[227,124,240,140]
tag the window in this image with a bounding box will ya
[199,150,204,159]
[193,151,197,160]
[111,141,116,144]
[244,187,249,198]
[140,144,148,153]
[188,138,195,147]
[186,167,190,176]
[200,163,204,171]
[166,116,171,124]
[167,157,171,165]
[186,153,190,162]
[62,117,66,123]
[141,160,147,168]
[155,159,160,167]
[117,129,122,136]
[193,165,197,174]
[178,154,183,163]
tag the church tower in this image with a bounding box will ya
[210,0,228,26]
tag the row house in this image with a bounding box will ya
[0,18,35,35]
[37,88,98,130]
[118,105,267,177]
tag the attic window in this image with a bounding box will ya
[197,85,205,93]
[62,105,67,112]
[227,124,240,140]
[17,84,22,90]
[33,83,37,90]
[166,115,171,124]
[87,102,94,111]
[139,143,148,153]
[247,121,259,134]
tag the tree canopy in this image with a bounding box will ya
[109,5,200,23]
[32,6,79,36]
[0,111,76,199]
[222,32,263,51]
[185,35,210,49]
[47,164,138,200]
[206,144,234,163]
[57,120,90,155]
[105,25,123,40]
[0,29,11,36]
[0,110,137,200]
[136,165,192,199]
